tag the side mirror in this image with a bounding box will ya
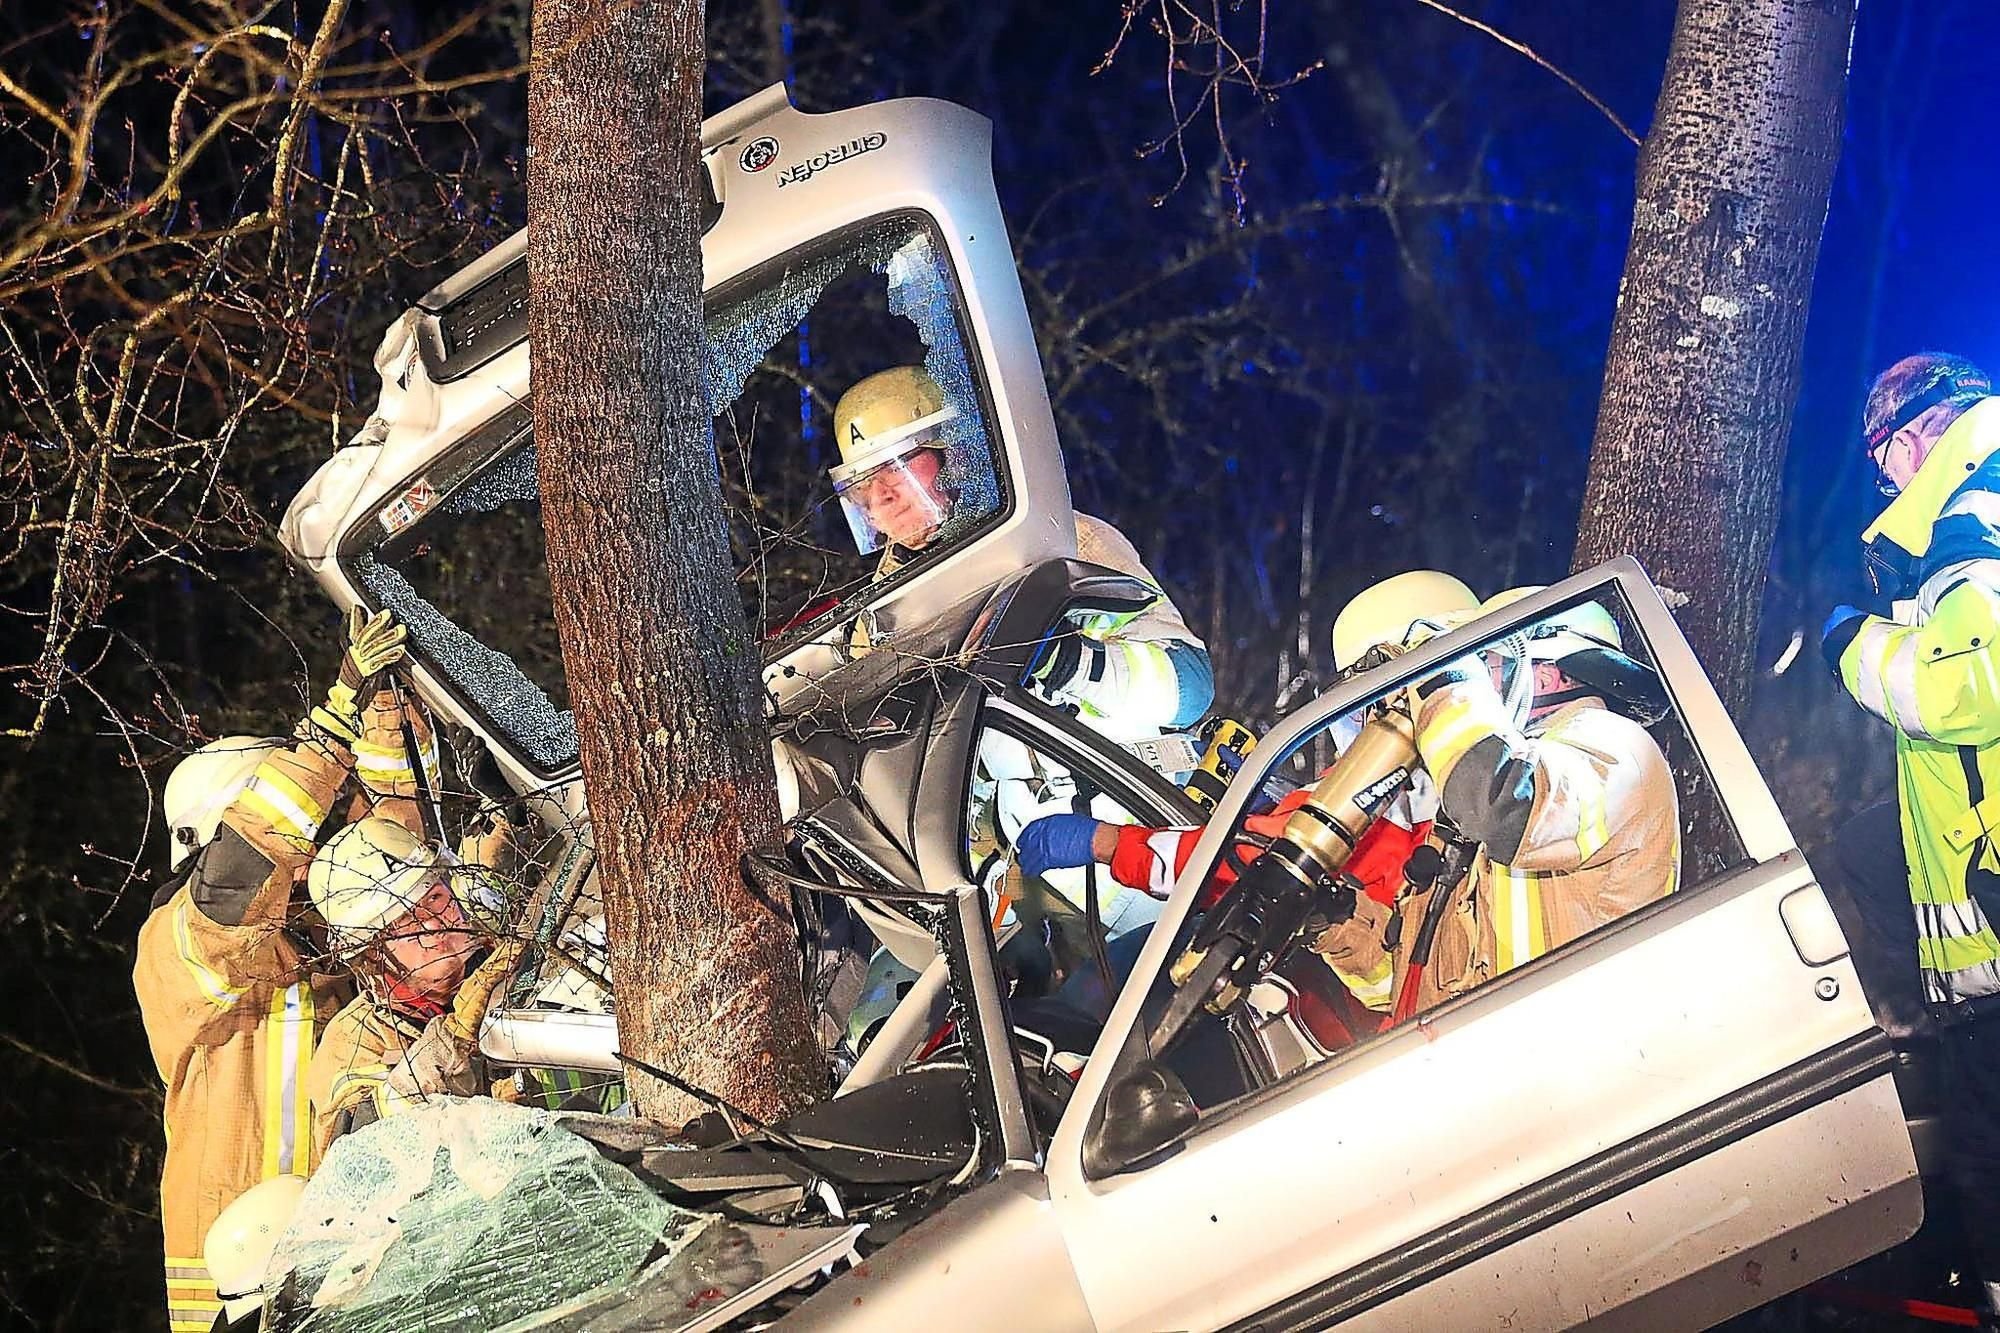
[1081,1059,1200,1177]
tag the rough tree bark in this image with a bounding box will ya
[1572,0,1857,712]
[526,0,823,1123]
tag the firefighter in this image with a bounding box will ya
[1312,575,1680,1012]
[1821,351,2000,1313]
[133,608,435,1333]
[304,816,524,1153]
[830,365,1213,738]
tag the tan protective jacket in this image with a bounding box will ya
[1319,690,1678,1015]
[133,690,435,1332]
[306,995,428,1157]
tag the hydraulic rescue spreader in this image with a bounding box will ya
[1153,706,1419,1051]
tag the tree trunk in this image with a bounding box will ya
[1572,0,1856,711]
[527,0,823,1123]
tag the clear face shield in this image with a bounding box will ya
[828,409,957,555]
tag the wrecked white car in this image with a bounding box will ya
[279,87,1922,1329]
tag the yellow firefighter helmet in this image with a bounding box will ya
[1331,571,1480,672]
[831,366,956,474]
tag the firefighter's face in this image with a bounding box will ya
[851,447,950,548]
[377,876,477,999]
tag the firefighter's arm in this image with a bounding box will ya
[1310,896,1397,1012]
[1410,671,1612,875]
[352,685,440,821]
[1102,794,1305,899]
[155,738,360,1024]
[309,1003,396,1155]
[1834,576,2000,745]
[1038,630,1214,732]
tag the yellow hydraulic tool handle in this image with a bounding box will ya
[1183,718,1258,812]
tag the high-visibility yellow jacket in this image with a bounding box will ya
[866,513,1213,735]
[1319,685,1680,1014]
[132,689,435,1332]
[1835,397,2000,1006]
[1068,513,1213,735]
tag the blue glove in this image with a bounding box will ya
[1820,604,1868,676]
[1014,814,1101,879]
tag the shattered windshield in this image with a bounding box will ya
[353,214,1008,773]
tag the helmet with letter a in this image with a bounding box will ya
[829,366,962,555]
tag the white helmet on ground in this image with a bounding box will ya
[204,1173,306,1320]
[163,737,280,869]
[1330,571,1480,672]
[307,816,445,955]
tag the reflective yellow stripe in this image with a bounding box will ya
[260,983,312,1176]
[239,764,326,839]
[1416,697,1488,778]
[294,985,317,1171]
[1918,928,2000,974]
[1490,861,1543,974]
[165,1259,221,1333]
[172,901,246,1008]
[1575,787,1611,863]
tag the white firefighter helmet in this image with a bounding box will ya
[1481,587,1625,660]
[828,366,959,554]
[1331,571,1480,672]
[307,816,445,955]
[1480,587,1668,722]
[204,1173,307,1320]
[163,737,281,870]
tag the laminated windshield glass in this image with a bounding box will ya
[266,1100,708,1331]
[354,214,1008,774]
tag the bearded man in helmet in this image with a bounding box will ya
[1306,574,1678,1013]
[304,815,525,1153]
[1821,352,2000,1314]
[830,365,1213,739]
[133,607,439,1333]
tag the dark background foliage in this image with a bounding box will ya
[1,0,1992,1324]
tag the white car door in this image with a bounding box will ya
[1045,559,1920,1331]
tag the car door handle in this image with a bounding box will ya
[1780,884,1851,967]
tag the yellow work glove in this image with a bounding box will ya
[309,607,409,744]
[341,606,410,683]
[444,937,527,1044]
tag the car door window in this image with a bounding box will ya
[1140,580,1747,1109]
[967,716,1163,956]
